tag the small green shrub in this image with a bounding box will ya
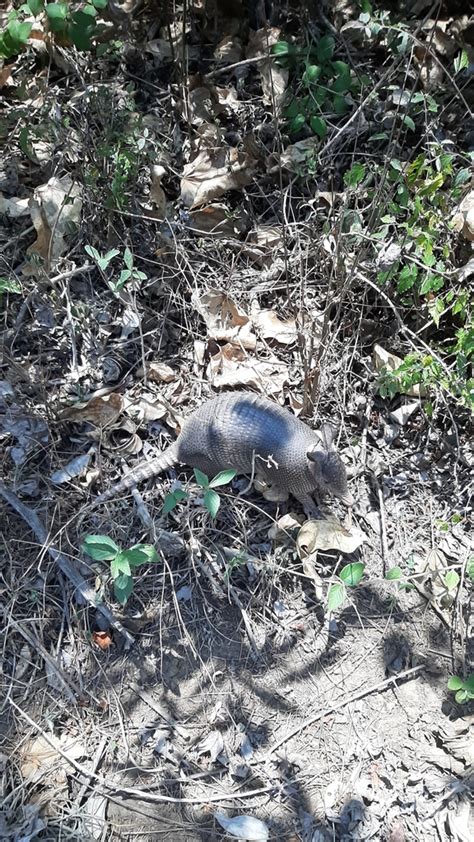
[447,674,474,705]
[272,35,361,139]
[163,469,237,519]
[82,534,160,605]
[0,1,109,59]
[327,561,365,612]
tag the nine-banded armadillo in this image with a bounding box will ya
[95,391,353,515]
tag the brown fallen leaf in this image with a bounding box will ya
[253,308,298,345]
[297,515,367,557]
[192,289,256,349]
[139,361,177,383]
[180,125,257,208]
[24,176,82,274]
[246,26,288,111]
[61,393,123,428]
[92,630,113,650]
[207,342,289,396]
[187,203,250,237]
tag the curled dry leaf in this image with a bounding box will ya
[253,474,289,503]
[246,27,288,111]
[214,34,244,64]
[105,418,142,456]
[268,513,304,541]
[61,393,123,428]
[297,516,367,557]
[207,343,289,396]
[180,126,257,208]
[279,138,320,174]
[187,203,250,237]
[244,225,283,266]
[139,361,177,383]
[253,308,298,345]
[452,190,474,242]
[25,176,82,274]
[192,289,256,349]
[0,195,30,218]
[149,164,167,219]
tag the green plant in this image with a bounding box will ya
[0,277,22,299]
[162,469,237,519]
[0,0,108,59]
[447,674,474,705]
[82,534,160,605]
[85,245,148,293]
[272,35,361,139]
[327,561,365,612]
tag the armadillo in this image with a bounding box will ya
[94,391,353,515]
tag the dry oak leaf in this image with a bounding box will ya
[297,515,367,557]
[180,128,257,208]
[21,734,85,782]
[192,289,256,349]
[246,26,288,111]
[139,361,177,382]
[187,203,249,237]
[253,308,298,345]
[61,393,123,427]
[207,343,289,396]
[25,176,82,274]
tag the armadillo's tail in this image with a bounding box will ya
[92,443,179,506]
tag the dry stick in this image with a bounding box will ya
[0,482,135,649]
[8,697,276,805]
[269,664,424,754]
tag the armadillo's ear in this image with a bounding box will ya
[307,448,325,465]
[319,423,338,450]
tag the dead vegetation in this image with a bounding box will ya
[0,1,473,840]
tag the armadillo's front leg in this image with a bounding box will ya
[294,491,321,520]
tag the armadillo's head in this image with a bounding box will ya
[306,448,354,508]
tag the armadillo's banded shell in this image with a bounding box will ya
[177,391,320,494]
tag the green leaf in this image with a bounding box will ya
[204,488,220,518]
[333,94,348,115]
[386,566,402,580]
[288,113,306,135]
[114,573,133,605]
[447,676,463,691]
[455,689,468,704]
[124,247,133,270]
[332,60,351,93]
[453,168,471,188]
[420,274,444,295]
[316,35,334,62]
[7,20,32,45]
[45,3,68,31]
[209,469,237,488]
[0,277,22,294]
[402,115,415,132]
[92,0,108,7]
[327,582,345,612]
[118,269,132,284]
[444,570,459,591]
[82,534,120,561]
[194,468,209,488]
[162,488,188,514]
[85,244,100,262]
[124,544,160,566]
[344,163,366,188]
[271,41,290,56]
[397,263,418,292]
[340,562,365,587]
[453,49,468,74]
[310,115,327,138]
[27,0,44,15]
[104,248,120,263]
[70,21,93,52]
[303,64,321,84]
[111,551,131,578]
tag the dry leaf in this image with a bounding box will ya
[268,513,304,541]
[207,343,288,396]
[180,126,257,208]
[61,393,123,427]
[0,195,30,218]
[246,27,288,111]
[50,452,93,484]
[21,734,85,782]
[279,138,320,173]
[92,630,113,650]
[149,164,167,218]
[253,308,298,345]
[192,289,256,349]
[297,516,367,556]
[214,35,243,64]
[187,203,249,237]
[214,812,269,841]
[25,176,82,274]
[140,361,177,382]
[452,190,474,242]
